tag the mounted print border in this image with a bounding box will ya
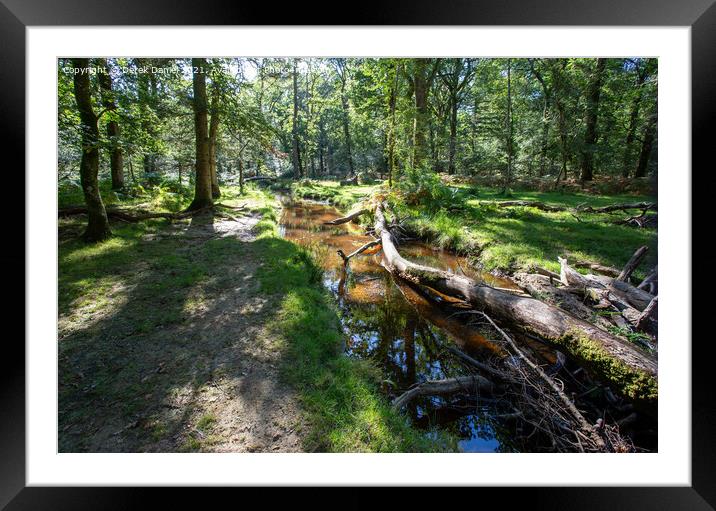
[2,0,713,508]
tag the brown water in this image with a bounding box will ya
[279,199,528,452]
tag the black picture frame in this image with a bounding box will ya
[2,0,712,508]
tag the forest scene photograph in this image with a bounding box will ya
[58,56,658,454]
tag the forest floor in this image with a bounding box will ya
[288,179,657,281]
[58,184,450,452]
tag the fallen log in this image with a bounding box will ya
[608,279,654,312]
[373,203,657,406]
[392,375,495,410]
[617,246,649,282]
[579,202,656,214]
[243,176,275,182]
[573,261,620,278]
[493,200,657,215]
[558,257,653,313]
[323,208,370,226]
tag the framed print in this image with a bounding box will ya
[2,0,713,508]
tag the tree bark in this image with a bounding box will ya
[208,84,221,198]
[412,59,436,169]
[580,59,606,182]
[187,58,213,211]
[97,58,124,190]
[291,60,302,179]
[72,58,112,242]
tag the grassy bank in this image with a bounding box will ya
[59,183,451,452]
[289,179,657,281]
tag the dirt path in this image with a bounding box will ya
[59,210,306,452]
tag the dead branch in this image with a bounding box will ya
[473,310,606,450]
[392,375,495,410]
[637,266,658,295]
[323,208,370,225]
[337,239,382,265]
[617,246,649,282]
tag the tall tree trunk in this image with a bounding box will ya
[72,58,112,242]
[530,60,552,179]
[448,92,458,175]
[128,152,136,183]
[291,60,302,179]
[97,59,124,190]
[339,73,354,177]
[137,59,159,180]
[580,58,606,182]
[187,58,213,211]
[318,122,326,176]
[387,61,399,187]
[208,85,221,198]
[622,67,647,177]
[539,103,549,177]
[502,59,513,193]
[555,104,568,186]
[635,111,657,178]
[412,59,432,169]
[238,140,245,196]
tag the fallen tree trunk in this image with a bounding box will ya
[392,375,495,410]
[243,176,275,182]
[579,202,656,214]
[373,203,657,406]
[494,200,656,215]
[558,257,654,313]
